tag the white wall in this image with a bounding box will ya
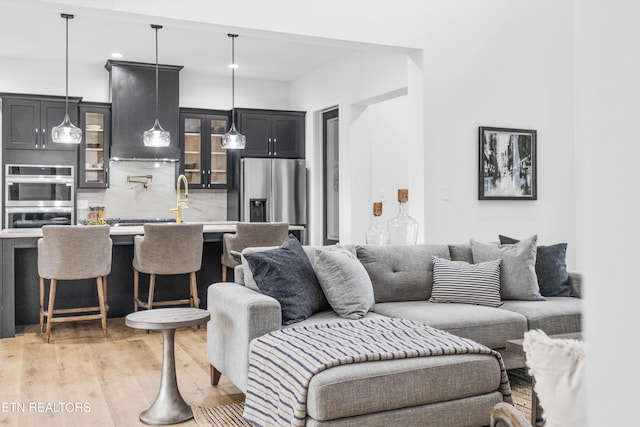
[574,1,640,425]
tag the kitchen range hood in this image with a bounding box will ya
[105,60,182,161]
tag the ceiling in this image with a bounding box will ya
[0,0,380,82]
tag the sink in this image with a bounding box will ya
[112,218,176,227]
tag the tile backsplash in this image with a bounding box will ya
[77,160,227,221]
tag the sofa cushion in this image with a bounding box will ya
[356,244,451,303]
[430,256,502,307]
[471,236,545,301]
[313,248,375,319]
[499,297,582,336]
[374,301,528,349]
[499,235,573,297]
[307,353,502,421]
[448,244,474,263]
[244,235,330,325]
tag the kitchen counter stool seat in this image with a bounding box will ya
[133,223,204,311]
[221,222,289,281]
[38,225,112,343]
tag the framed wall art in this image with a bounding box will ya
[479,126,537,200]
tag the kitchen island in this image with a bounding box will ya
[0,222,304,338]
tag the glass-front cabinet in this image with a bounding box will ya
[78,102,110,188]
[180,109,230,189]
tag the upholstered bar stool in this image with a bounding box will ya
[220,222,289,281]
[38,225,112,343]
[133,223,204,311]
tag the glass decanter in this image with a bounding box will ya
[365,202,388,245]
[387,189,419,244]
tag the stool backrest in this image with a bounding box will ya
[221,222,290,268]
[133,223,204,275]
[38,225,112,280]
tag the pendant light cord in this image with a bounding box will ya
[64,14,69,114]
[231,35,235,114]
[154,26,159,121]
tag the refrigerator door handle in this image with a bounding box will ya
[273,138,277,156]
[268,137,272,156]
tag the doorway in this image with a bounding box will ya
[323,108,339,245]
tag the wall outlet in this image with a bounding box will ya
[440,185,450,201]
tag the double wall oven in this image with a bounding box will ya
[4,164,75,228]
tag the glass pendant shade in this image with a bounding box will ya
[221,123,246,149]
[144,24,170,147]
[143,119,171,147]
[52,113,82,144]
[222,34,245,150]
[52,13,81,145]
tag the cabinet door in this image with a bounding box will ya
[271,114,305,158]
[2,98,41,149]
[208,115,229,188]
[181,113,206,189]
[238,112,271,157]
[78,104,110,188]
[40,101,79,151]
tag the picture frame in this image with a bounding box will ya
[479,126,537,200]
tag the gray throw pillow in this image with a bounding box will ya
[499,235,573,297]
[313,248,375,319]
[470,235,545,301]
[430,256,503,307]
[244,235,330,325]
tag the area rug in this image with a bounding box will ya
[509,368,534,420]
[193,403,253,427]
[193,370,534,427]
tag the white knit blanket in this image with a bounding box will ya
[242,317,512,427]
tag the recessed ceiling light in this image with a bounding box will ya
[111,52,124,58]
[228,63,239,69]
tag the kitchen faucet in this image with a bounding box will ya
[170,174,189,223]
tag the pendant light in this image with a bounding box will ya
[143,24,171,147]
[52,13,82,144]
[221,34,246,150]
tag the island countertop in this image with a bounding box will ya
[0,222,304,239]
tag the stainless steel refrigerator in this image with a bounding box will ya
[239,158,307,226]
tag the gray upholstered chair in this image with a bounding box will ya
[38,225,112,343]
[220,222,289,281]
[133,223,204,311]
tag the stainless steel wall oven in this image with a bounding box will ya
[4,164,75,228]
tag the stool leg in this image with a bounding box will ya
[103,275,109,311]
[222,264,227,282]
[190,272,200,308]
[39,277,45,334]
[148,273,156,310]
[96,276,108,338]
[134,269,140,312]
[45,279,57,343]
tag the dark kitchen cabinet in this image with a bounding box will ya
[1,93,81,152]
[105,60,182,160]
[236,109,305,158]
[180,108,231,189]
[78,102,111,188]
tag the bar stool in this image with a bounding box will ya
[133,223,203,311]
[220,222,290,281]
[38,225,112,343]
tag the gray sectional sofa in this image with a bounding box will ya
[207,242,582,427]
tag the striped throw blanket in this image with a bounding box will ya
[242,317,512,427]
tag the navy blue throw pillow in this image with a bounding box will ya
[244,234,330,325]
[498,235,573,297]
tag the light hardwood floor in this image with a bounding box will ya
[0,318,244,426]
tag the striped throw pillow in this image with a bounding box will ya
[429,256,502,307]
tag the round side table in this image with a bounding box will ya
[125,307,210,426]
